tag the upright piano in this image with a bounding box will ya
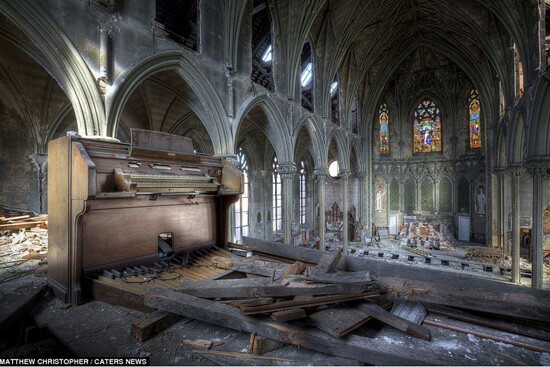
[47,129,243,305]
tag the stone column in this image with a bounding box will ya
[493,171,506,251]
[314,167,328,249]
[529,164,545,289]
[29,154,48,213]
[277,163,297,245]
[356,171,367,238]
[339,170,352,253]
[510,167,522,284]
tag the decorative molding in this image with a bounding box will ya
[277,163,297,180]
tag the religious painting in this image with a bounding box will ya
[469,89,481,149]
[375,178,387,210]
[413,99,442,153]
[379,103,389,154]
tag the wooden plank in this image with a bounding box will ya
[92,279,154,313]
[356,302,431,341]
[311,249,342,276]
[211,256,286,278]
[241,237,550,323]
[183,339,213,350]
[0,282,49,332]
[299,270,372,285]
[248,333,287,355]
[281,261,306,277]
[239,290,380,316]
[130,310,181,342]
[309,307,371,338]
[423,315,550,353]
[0,221,47,231]
[143,287,480,365]
[270,308,306,322]
[176,278,368,299]
[391,300,427,325]
[194,350,292,361]
[425,303,550,342]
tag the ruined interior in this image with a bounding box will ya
[1,0,550,365]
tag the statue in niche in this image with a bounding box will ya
[475,185,486,215]
[375,179,387,210]
[376,189,383,210]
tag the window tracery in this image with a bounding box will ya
[468,89,481,149]
[413,99,442,153]
[379,103,389,154]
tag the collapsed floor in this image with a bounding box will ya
[1,210,550,365]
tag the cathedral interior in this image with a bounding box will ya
[1,0,550,364]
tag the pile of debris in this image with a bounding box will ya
[399,221,456,251]
[135,238,550,365]
[0,210,48,284]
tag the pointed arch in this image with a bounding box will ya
[507,109,525,166]
[107,51,231,155]
[234,94,292,162]
[0,1,105,136]
[527,73,550,160]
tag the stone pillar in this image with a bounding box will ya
[510,167,522,284]
[356,171,367,237]
[529,164,545,289]
[29,154,48,213]
[277,163,297,245]
[493,171,506,251]
[339,170,351,253]
[314,167,328,249]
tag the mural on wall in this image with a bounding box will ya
[468,89,482,149]
[474,185,486,215]
[413,99,442,153]
[375,178,387,210]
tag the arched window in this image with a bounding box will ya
[468,89,481,149]
[330,74,340,125]
[251,0,274,91]
[301,42,314,112]
[413,99,442,153]
[234,148,249,242]
[379,103,389,154]
[299,161,307,225]
[513,43,524,99]
[272,156,282,231]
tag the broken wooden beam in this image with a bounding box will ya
[310,248,342,276]
[423,315,550,353]
[425,302,550,342]
[241,237,550,323]
[130,310,181,342]
[357,302,431,341]
[143,287,485,365]
[270,308,307,322]
[309,307,371,338]
[248,333,287,355]
[239,290,380,316]
[176,278,369,299]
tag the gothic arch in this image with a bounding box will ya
[527,73,550,161]
[0,1,105,136]
[234,94,292,162]
[107,51,231,155]
[507,109,526,166]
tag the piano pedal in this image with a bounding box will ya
[123,268,136,276]
[102,270,115,279]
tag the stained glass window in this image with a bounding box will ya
[413,99,442,153]
[468,89,481,149]
[379,103,389,154]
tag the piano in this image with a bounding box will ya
[47,129,243,306]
